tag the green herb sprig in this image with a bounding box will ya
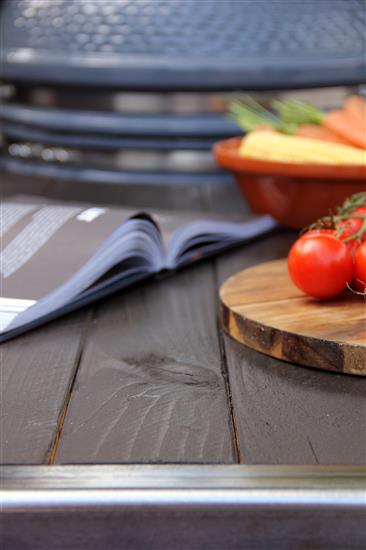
[228,96,326,135]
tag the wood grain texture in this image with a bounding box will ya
[55,263,236,464]
[0,311,88,464]
[222,337,366,465]
[221,259,366,375]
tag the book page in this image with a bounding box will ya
[165,215,277,268]
[0,199,138,301]
[146,209,276,267]
[0,196,275,338]
[148,210,248,251]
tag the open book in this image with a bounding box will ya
[0,197,276,342]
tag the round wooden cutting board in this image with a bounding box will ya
[220,259,366,376]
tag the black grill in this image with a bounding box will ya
[1,0,365,209]
[1,0,365,89]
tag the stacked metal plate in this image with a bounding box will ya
[0,0,365,208]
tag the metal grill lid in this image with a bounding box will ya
[1,0,365,89]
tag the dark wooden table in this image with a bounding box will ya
[1,181,366,549]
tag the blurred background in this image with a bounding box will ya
[1,0,365,213]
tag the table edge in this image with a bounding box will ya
[2,464,365,511]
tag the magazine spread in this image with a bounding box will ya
[0,196,277,341]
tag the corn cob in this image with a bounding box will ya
[239,130,366,165]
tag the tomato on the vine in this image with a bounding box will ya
[349,207,366,242]
[302,228,335,238]
[353,242,366,293]
[288,234,354,299]
[343,237,362,258]
[303,224,363,257]
[335,218,363,240]
[333,218,365,256]
[352,206,366,216]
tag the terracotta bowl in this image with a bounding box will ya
[213,137,366,229]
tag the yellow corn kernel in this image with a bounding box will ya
[239,131,366,165]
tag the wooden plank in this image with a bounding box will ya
[2,172,249,215]
[2,173,240,214]
[216,231,297,284]
[1,174,55,200]
[0,311,90,464]
[220,259,366,375]
[216,235,366,465]
[56,263,236,463]
[223,339,366,465]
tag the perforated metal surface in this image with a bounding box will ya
[1,0,365,89]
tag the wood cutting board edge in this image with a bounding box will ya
[219,260,366,377]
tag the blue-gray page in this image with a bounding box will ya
[0,199,136,333]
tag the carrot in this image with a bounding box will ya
[295,124,353,145]
[323,109,366,149]
[343,95,366,122]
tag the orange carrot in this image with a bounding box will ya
[323,109,366,149]
[295,124,353,145]
[343,95,366,122]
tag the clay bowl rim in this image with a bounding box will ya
[213,137,366,180]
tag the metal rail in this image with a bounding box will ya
[2,464,365,510]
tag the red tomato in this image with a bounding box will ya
[334,218,365,256]
[303,227,361,256]
[344,237,362,258]
[351,206,366,216]
[350,207,366,242]
[302,228,335,238]
[288,234,354,299]
[353,242,366,292]
[336,218,363,240]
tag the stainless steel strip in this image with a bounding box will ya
[3,464,365,486]
[3,489,364,511]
